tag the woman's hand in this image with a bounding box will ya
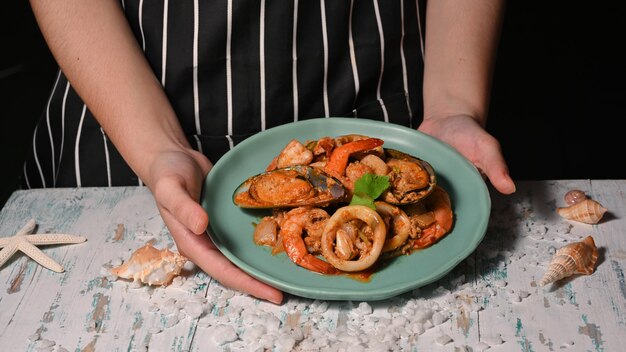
[418,114,516,195]
[148,149,284,304]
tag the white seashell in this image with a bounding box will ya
[539,236,599,286]
[556,198,607,224]
[110,243,187,286]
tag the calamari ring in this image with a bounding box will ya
[375,201,411,252]
[321,205,386,272]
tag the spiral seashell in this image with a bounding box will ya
[539,236,599,286]
[556,198,607,224]
[564,189,587,205]
[111,243,187,286]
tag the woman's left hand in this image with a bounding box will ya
[418,114,516,195]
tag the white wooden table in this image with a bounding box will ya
[1,180,625,351]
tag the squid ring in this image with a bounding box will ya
[321,205,386,272]
[375,201,412,252]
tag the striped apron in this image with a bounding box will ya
[22,0,426,188]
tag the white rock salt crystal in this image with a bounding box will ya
[110,257,123,266]
[519,290,530,299]
[243,342,265,352]
[298,339,319,351]
[164,315,179,328]
[474,341,490,351]
[196,318,211,328]
[450,275,466,288]
[434,286,451,296]
[27,333,40,342]
[357,302,373,315]
[391,315,408,327]
[435,333,452,345]
[219,290,235,300]
[483,333,504,345]
[170,276,184,287]
[432,312,448,325]
[265,315,281,332]
[161,298,178,315]
[414,308,433,323]
[241,325,266,342]
[274,335,296,352]
[183,301,204,319]
[471,302,484,312]
[561,340,575,347]
[312,300,329,313]
[494,279,507,288]
[211,324,238,345]
[38,339,55,348]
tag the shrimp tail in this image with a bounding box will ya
[324,138,384,178]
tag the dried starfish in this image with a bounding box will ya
[0,219,87,273]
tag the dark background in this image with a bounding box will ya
[2,2,625,207]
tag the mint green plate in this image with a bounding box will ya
[201,118,490,301]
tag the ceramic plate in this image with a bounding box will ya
[201,118,490,301]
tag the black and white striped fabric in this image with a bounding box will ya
[22,0,426,189]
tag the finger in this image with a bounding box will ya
[161,209,284,304]
[154,177,209,234]
[477,146,516,195]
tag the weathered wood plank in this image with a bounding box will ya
[1,182,624,351]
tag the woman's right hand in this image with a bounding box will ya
[147,148,284,304]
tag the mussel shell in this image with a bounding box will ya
[233,165,347,208]
[382,148,437,205]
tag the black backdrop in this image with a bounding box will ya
[2,1,625,206]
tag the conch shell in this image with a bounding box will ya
[539,236,599,286]
[556,198,607,224]
[111,243,187,286]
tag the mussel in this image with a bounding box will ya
[233,165,347,208]
[381,149,437,205]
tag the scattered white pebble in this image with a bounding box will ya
[357,302,373,315]
[474,341,490,351]
[183,301,204,319]
[164,315,179,328]
[27,333,41,342]
[494,279,508,288]
[435,333,452,345]
[241,325,266,343]
[211,324,238,345]
[129,280,143,289]
[432,312,448,325]
[38,339,55,348]
[483,333,504,346]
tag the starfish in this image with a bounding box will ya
[0,219,87,273]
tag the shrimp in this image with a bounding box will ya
[266,139,314,171]
[413,186,454,248]
[280,207,339,274]
[324,138,384,179]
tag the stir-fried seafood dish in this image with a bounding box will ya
[233,134,454,275]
